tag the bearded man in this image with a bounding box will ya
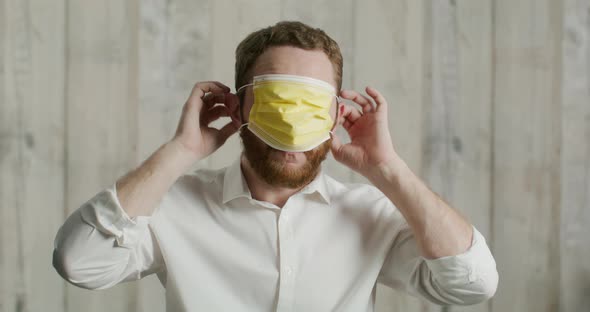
[53,21,498,311]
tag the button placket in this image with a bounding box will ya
[276,205,297,311]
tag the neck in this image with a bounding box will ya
[240,154,305,208]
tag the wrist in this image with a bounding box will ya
[115,140,199,218]
[168,138,203,162]
[160,139,201,173]
[365,154,410,190]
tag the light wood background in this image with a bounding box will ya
[1,0,589,311]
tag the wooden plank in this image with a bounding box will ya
[138,0,212,165]
[1,0,67,311]
[425,1,493,311]
[352,0,428,181]
[137,0,176,163]
[0,0,23,310]
[136,2,167,310]
[137,0,215,310]
[352,0,438,311]
[491,0,562,311]
[206,0,281,170]
[65,1,140,311]
[561,0,590,311]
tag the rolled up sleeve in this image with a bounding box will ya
[378,225,498,305]
[53,183,163,290]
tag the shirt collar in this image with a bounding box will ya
[299,169,331,204]
[222,156,331,205]
[222,157,252,204]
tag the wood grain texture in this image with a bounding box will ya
[138,0,212,165]
[65,1,140,311]
[426,1,493,311]
[1,0,66,311]
[1,0,23,310]
[3,0,590,311]
[0,2,12,311]
[137,1,217,310]
[561,0,590,310]
[351,0,437,311]
[136,1,171,309]
[491,0,562,311]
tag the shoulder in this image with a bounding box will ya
[321,173,407,233]
[176,166,226,189]
[323,174,401,217]
[155,166,227,215]
[323,174,388,203]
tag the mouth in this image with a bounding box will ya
[269,149,302,163]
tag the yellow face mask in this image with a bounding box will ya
[238,74,338,152]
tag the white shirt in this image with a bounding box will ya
[53,158,498,311]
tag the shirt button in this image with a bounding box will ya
[285,266,293,275]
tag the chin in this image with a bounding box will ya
[240,127,330,188]
[269,155,307,169]
[269,149,306,164]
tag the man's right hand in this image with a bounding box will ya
[172,81,241,162]
[114,81,240,217]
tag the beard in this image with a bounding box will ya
[240,127,331,189]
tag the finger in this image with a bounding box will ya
[224,93,240,114]
[206,93,240,127]
[202,93,227,109]
[188,81,230,105]
[340,104,362,124]
[216,121,239,146]
[334,110,354,137]
[365,86,388,113]
[343,119,353,130]
[202,105,229,125]
[329,132,356,165]
[203,92,240,114]
[340,89,375,114]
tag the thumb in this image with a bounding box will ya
[216,121,239,146]
[330,132,363,170]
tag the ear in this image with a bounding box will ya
[239,91,255,124]
[331,96,344,131]
[226,93,242,126]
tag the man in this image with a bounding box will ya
[53,21,498,311]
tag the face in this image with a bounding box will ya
[237,46,340,188]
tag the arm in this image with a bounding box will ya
[53,81,241,289]
[367,154,472,259]
[331,86,498,304]
[377,223,497,305]
[53,184,165,289]
[119,81,240,218]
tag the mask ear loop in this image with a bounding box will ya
[236,83,252,94]
[236,83,254,130]
[329,95,343,137]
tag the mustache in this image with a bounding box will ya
[239,127,331,188]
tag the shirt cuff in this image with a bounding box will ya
[79,182,149,249]
[424,226,497,286]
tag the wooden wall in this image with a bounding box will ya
[1,0,588,311]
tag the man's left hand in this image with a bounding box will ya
[331,86,398,178]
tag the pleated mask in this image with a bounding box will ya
[237,74,337,152]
